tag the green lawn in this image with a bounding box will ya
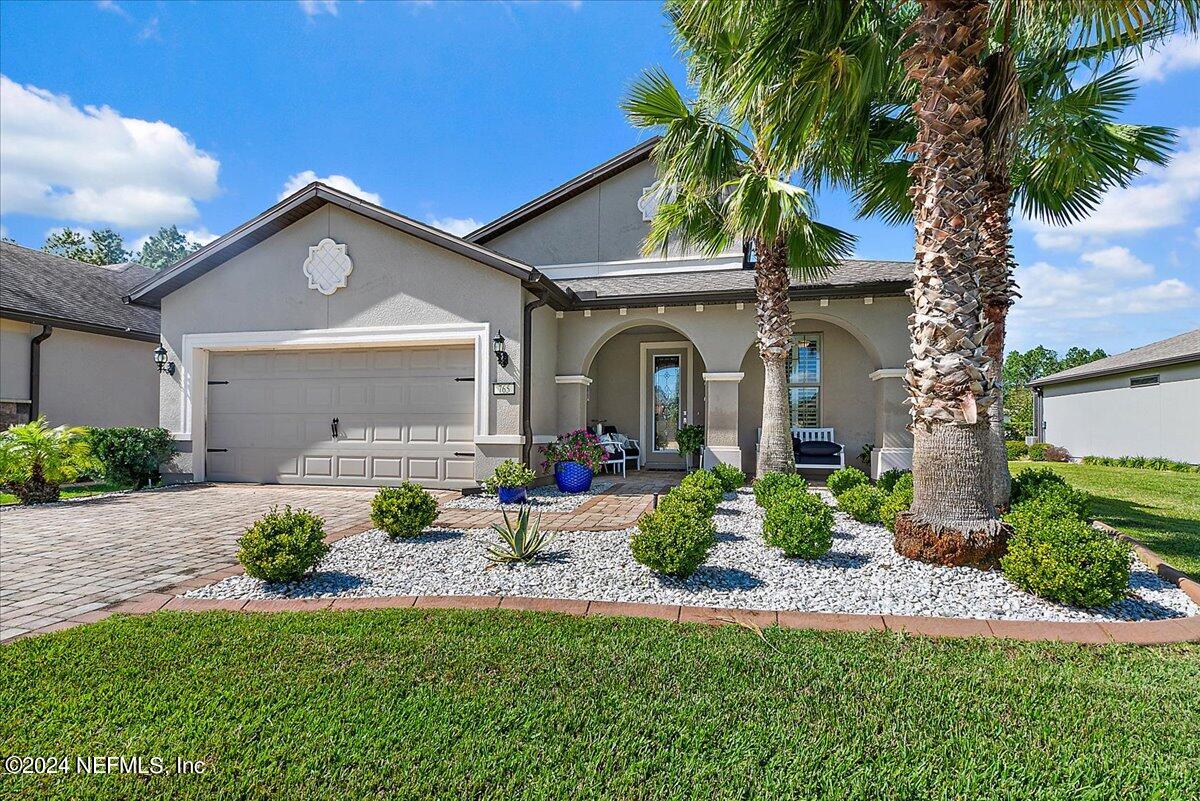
[0,481,131,506]
[1011,462,1200,579]
[3,610,1198,800]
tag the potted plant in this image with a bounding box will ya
[676,424,705,472]
[484,459,536,504]
[540,428,607,493]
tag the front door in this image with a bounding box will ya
[643,345,691,469]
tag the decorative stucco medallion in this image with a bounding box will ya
[303,238,353,295]
[637,180,676,222]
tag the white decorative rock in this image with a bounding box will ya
[303,238,353,295]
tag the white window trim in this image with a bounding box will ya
[789,332,822,428]
[177,322,492,482]
[639,340,695,457]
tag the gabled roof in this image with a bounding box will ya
[126,182,573,308]
[468,137,660,244]
[1030,328,1200,387]
[559,259,911,308]
[0,242,159,341]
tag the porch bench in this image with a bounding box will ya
[756,427,846,471]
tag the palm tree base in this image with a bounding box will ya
[893,512,1009,570]
[4,479,61,505]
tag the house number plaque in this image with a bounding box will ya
[492,382,516,396]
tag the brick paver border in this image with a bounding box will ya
[6,516,1198,647]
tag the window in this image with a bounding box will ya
[1130,374,1160,388]
[787,333,821,428]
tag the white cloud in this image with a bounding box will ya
[95,1,131,19]
[0,75,219,228]
[1132,34,1200,82]
[426,215,481,237]
[139,16,160,41]
[278,170,381,205]
[1024,128,1200,248]
[298,0,338,17]
[130,226,218,255]
[1078,246,1154,280]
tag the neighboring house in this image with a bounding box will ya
[127,140,915,489]
[1030,328,1200,463]
[0,242,160,430]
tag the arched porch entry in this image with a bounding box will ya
[586,324,709,470]
[737,316,895,476]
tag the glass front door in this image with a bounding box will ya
[652,354,681,452]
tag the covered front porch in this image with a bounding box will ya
[550,299,914,478]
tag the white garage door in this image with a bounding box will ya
[205,346,476,488]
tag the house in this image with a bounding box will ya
[1030,328,1200,463]
[0,242,160,430]
[126,140,915,488]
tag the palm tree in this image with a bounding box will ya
[621,66,856,476]
[0,418,94,504]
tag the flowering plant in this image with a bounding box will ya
[539,428,608,473]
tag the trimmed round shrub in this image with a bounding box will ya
[89,426,174,488]
[680,469,726,505]
[1043,445,1071,462]
[711,463,746,493]
[631,502,716,578]
[837,483,886,523]
[880,486,914,532]
[483,459,535,493]
[1005,440,1029,460]
[892,472,914,494]
[827,466,869,498]
[762,489,834,558]
[371,482,439,538]
[1010,467,1068,505]
[877,468,910,494]
[1027,442,1051,461]
[753,472,808,509]
[237,505,328,583]
[1001,510,1130,608]
[661,482,719,519]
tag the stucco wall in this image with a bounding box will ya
[528,301,559,438]
[1040,362,1200,462]
[158,204,527,480]
[738,320,877,475]
[1,317,32,402]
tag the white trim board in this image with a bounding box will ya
[177,322,492,483]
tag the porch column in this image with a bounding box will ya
[554,374,592,434]
[701,372,743,469]
[869,368,913,478]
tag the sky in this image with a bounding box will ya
[1,0,1197,356]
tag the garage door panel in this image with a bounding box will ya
[207,345,476,488]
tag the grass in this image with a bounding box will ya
[1010,462,1200,579]
[2,610,1199,800]
[0,481,131,506]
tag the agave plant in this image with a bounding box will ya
[485,506,551,565]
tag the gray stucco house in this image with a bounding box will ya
[1030,328,1200,463]
[0,242,160,430]
[127,140,916,488]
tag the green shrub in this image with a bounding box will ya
[1010,467,1068,505]
[0,418,94,504]
[1001,508,1130,607]
[88,426,174,488]
[1081,455,1200,473]
[762,489,834,558]
[877,468,910,494]
[675,424,705,463]
[483,459,536,493]
[1044,445,1071,462]
[1005,440,1029,460]
[680,469,725,504]
[880,486,914,532]
[661,482,719,519]
[710,463,746,493]
[1027,443,1050,461]
[837,483,886,523]
[827,466,869,497]
[371,483,439,538]
[237,505,328,583]
[892,472,914,494]
[631,502,716,577]
[753,472,808,508]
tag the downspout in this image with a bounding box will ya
[29,325,53,420]
[521,292,547,466]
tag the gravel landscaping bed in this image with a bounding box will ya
[188,489,1200,622]
[444,481,613,513]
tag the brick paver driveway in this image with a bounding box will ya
[1,484,376,641]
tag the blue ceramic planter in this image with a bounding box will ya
[497,486,527,504]
[554,461,594,494]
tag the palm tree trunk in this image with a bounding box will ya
[981,163,1016,510]
[893,0,1006,568]
[755,237,796,477]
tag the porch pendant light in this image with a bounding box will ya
[153,344,176,375]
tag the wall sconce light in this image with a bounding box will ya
[153,344,176,375]
[492,332,509,368]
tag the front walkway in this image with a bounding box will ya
[1,472,682,642]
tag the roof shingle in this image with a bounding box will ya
[1030,328,1200,386]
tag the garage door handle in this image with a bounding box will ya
[453,451,473,457]
[454,377,474,382]
[331,417,339,439]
